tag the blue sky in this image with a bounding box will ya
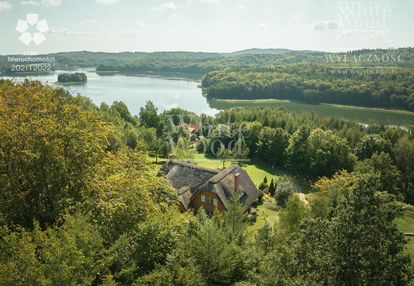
[0,0,413,54]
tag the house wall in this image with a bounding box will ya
[191,191,225,215]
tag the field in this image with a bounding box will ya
[395,204,414,258]
[209,99,414,127]
[191,153,283,186]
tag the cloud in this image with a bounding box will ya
[313,20,338,31]
[199,0,220,3]
[21,0,62,6]
[41,0,62,6]
[153,2,178,13]
[96,0,120,4]
[257,23,270,31]
[0,1,11,11]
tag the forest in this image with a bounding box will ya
[201,64,414,111]
[0,80,413,285]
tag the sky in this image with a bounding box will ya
[0,0,413,54]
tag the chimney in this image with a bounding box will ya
[234,173,240,193]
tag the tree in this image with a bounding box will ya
[278,195,308,235]
[355,152,402,197]
[217,143,232,169]
[274,177,295,208]
[0,81,108,227]
[329,173,412,285]
[111,101,137,125]
[139,101,159,129]
[85,148,174,244]
[188,219,240,285]
[286,127,310,174]
[112,210,190,283]
[307,128,354,178]
[394,136,414,204]
[355,134,392,159]
[0,214,105,286]
[268,178,276,196]
[256,127,289,166]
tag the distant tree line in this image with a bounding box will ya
[201,65,414,111]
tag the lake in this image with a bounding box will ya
[1,70,217,116]
[3,70,414,126]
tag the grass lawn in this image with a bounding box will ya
[192,153,284,186]
[395,203,414,258]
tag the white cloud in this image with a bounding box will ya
[21,0,38,5]
[96,0,120,4]
[313,20,338,31]
[21,0,62,6]
[153,2,178,13]
[199,0,220,3]
[237,5,246,10]
[0,1,11,11]
[41,0,62,6]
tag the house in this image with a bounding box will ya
[159,160,259,215]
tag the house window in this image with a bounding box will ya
[201,195,205,203]
[213,199,218,206]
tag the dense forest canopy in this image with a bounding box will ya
[201,64,414,111]
[0,76,413,285]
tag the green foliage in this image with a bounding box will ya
[394,136,414,204]
[0,80,413,286]
[274,177,295,208]
[85,148,174,243]
[327,173,412,285]
[306,128,355,178]
[112,210,190,283]
[356,152,402,197]
[0,81,108,227]
[201,59,414,111]
[139,101,160,130]
[268,178,276,196]
[0,214,105,286]
[355,134,392,159]
[278,195,308,235]
[57,72,87,83]
[256,127,289,165]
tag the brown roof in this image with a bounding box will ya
[161,160,259,211]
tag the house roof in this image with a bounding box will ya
[161,160,219,209]
[198,165,259,211]
[161,160,259,211]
